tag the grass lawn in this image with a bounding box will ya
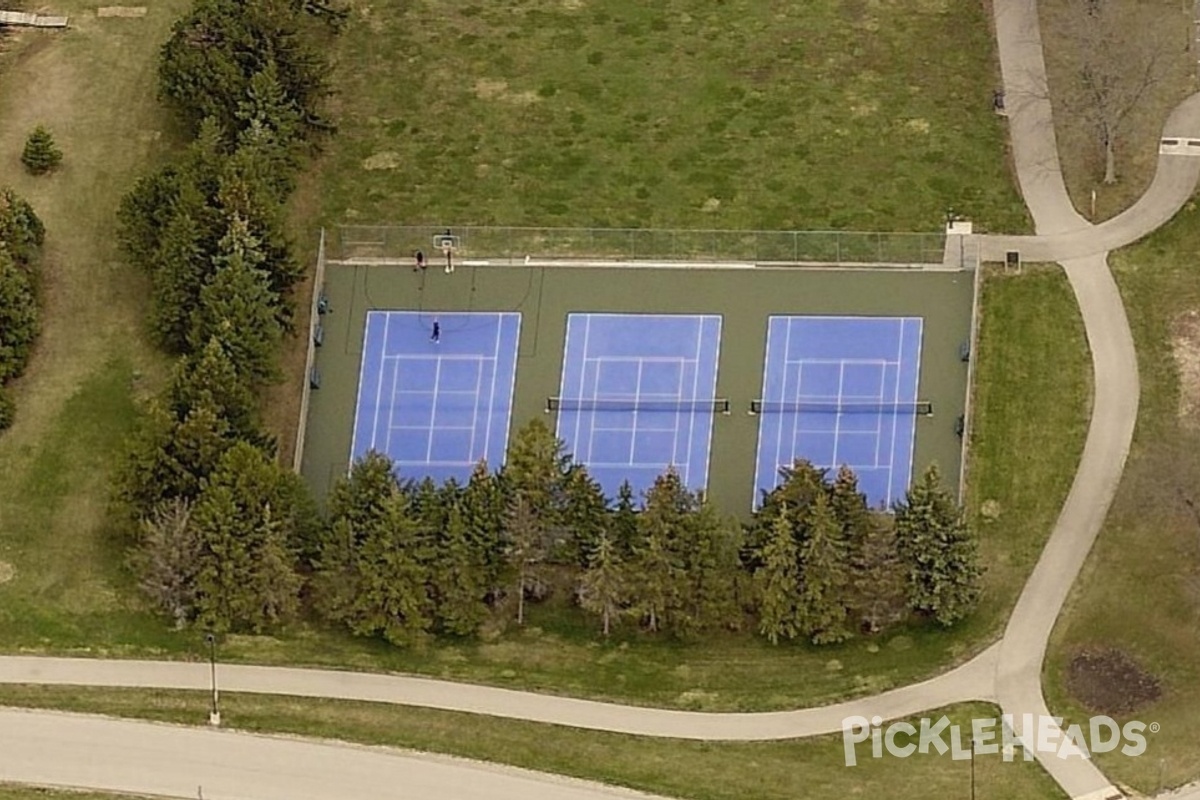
[0,2,188,648]
[965,266,1092,619]
[0,686,1065,800]
[1039,0,1195,221]
[315,0,1028,233]
[1044,206,1200,794]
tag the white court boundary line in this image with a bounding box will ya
[753,315,926,508]
[349,311,521,472]
[555,313,723,482]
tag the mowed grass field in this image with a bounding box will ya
[0,3,187,650]
[0,687,1066,800]
[317,0,1029,233]
[1044,209,1200,793]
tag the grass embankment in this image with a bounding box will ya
[0,3,187,646]
[1039,0,1195,221]
[966,266,1092,621]
[0,789,144,800]
[315,0,1027,233]
[1045,207,1200,793]
[0,686,1065,800]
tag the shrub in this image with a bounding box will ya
[21,126,63,175]
[0,387,14,432]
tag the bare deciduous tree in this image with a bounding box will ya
[1057,0,1174,184]
[128,498,201,628]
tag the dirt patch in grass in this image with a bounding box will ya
[1171,309,1200,426]
[0,562,13,585]
[97,7,148,17]
[1065,647,1162,716]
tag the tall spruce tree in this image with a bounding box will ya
[797,493,851,644]
[460,460,507,596]
[560,465,609,566]
[850,514,907,634]
[191,442,301,632]
[677,498,742,633]
[187,222,282,383]
[894,464,981,627]
[628,470,692,634]
[150,202,210,352]
[166,337,262,442]
[578,531,626,637]
[609,480,639,558]
[431,503,489,636]
[504,494,545,625]
[0,250,38,383]
[343,490,432,645]
[0,187,46,267]
[756,504,802,645]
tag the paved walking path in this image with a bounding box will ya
[0,646,998,741]
[3,1,1199,799]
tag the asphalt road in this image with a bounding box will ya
[0,708,674,800]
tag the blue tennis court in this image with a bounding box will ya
[351,311,521,484]
[753,316,924,509]
[555,313,723,498]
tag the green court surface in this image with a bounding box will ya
[301,260,974,515]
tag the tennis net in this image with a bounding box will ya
[546,397,731,414]
[749,400,933,415]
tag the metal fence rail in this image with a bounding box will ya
[293,228,327,474]
[329,225,948,267]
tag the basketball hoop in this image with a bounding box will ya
[433,231,459,274]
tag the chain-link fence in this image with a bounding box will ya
[328,225,949,267]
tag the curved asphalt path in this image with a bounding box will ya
[3,2,1200,799]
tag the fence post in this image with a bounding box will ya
[836,234,841,264]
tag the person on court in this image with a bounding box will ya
[414,250,425,272]
[431,319,440,343]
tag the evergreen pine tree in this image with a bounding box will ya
[797,493,851,644]
[609,480,639,558]
[755,504,802,645]
[460,460,507,596]
[167,337,261,441]
[677,498,742,633]
[187,234,282,384]
[347,490,432,645]
[560,464,609,566]
[628,470,692,633]
[191,442,301,632]
[0,187,46,267]
[0,250,38,383]
[21,126,63,174]
[431,503,489,636]
[150,204,210,352]
[894,464,982,626]
[578,531,626,637]
[850,514,908,634]
[504,494,546,625]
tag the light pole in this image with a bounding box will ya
[970,737,977,800]
[205,633,220,727]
